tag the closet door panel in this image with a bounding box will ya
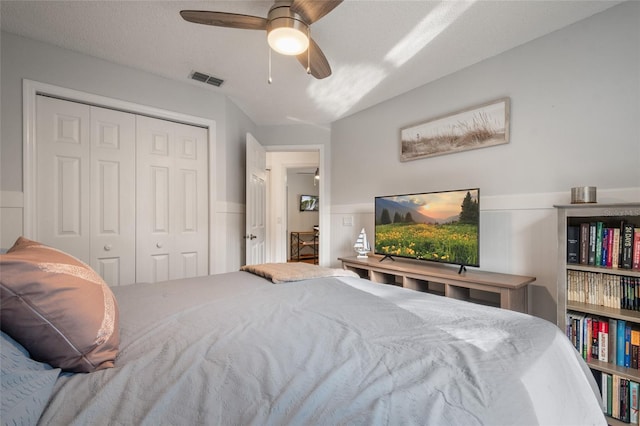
[97,258,120,287]
[151,254,170,283]
[36,96,209,286]
[151,166,170,233]
[36,96,91,262]
[172,126,208,280]
[136,118,171,283]
[57,156,82,235]
[90,106,136,286]
[136,116,208,283]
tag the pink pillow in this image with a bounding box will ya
[0,237,119,373]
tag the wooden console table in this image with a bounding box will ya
[339,256,535,313]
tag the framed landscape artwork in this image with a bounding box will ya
[400,98,510,161]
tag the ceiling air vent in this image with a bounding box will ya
[190,71,224,87]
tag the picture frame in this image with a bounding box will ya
[400,97,510,161]
[300,194,319,212]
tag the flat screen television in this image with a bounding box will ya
[374,188,479,272]
[300,194,319,212]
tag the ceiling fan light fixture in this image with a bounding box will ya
[267,17,309,55]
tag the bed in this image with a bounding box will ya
[1,238,606,425]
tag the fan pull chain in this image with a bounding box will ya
[268,47,273,84]
[306,27,311,74]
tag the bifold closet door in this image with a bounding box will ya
[89,106,136,285]
[35,96,136,286]
[135,115,208,283]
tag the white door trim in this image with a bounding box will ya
[22,79,218,273]
[264,144,328,266]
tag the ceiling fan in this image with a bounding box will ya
[180,0,343,80]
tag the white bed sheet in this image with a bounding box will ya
[39,271,605,425]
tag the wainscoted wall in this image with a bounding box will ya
[328,3,639,324]
[329,188,640,324]
[212,202,245,274]
[1,32,258,275]
[0,192,245,276]
[0,191,23,251]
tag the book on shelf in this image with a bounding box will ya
[567,312,640,369]
[567,270,640,311]
[610,318,618,366]
[634,228,640,270]
[613,374,620,419]
[613,228,621,269]
[596,371,640,423]
[600,320,610,363]
[633,329,640,370]
[618,320,626,367]
[589,222,597,265]
[608,373,614,417]
[602,227,610,267]
[623,378,631,423]
[567,226,580,264]
[606,228,614,267]
[584,317,600,361]
[580,223,590,265]
[596,222,604,267]
[623,223,635,269]
[632,380,640,425]
[569,221,638,270]
[626,324,632,368]
[602,372,611,416]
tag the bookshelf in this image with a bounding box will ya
[339,255,534,313]
[556,203,640,425]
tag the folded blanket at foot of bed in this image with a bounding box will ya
[240,262,359,283]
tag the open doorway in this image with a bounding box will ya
[287,168,319,264]
[265,150,321,264]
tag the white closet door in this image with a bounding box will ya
[36,96,91,261]
[36,96,136,286]
[136,115,208,283]
[89,106,136,286]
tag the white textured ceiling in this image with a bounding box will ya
[0,0,622,127]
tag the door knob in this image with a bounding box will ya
[156,242,163,248]
[104,244,112,251]
[244,234,257,240]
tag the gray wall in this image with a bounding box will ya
[331,2,639,203]
[329,1,640,323]
[0,32,256,201]
[256,124,330,148]
[0,31,258,270]
[0,31,332,269]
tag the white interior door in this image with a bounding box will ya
[245,133,266,265]
[89,106,136,286]
[136,115,208,283]
[32,89,214,285]
[36,96,136,286]
[36,96,91,262]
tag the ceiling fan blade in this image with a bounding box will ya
[180,10,268,30]
[290,0,343,24]
[296,38,331,79]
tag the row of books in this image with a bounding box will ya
[592,370,640,423]
[567,221,640,269]
[568,270,640,310]
[566,312,640,369]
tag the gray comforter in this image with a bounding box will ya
[39,271,605,425]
